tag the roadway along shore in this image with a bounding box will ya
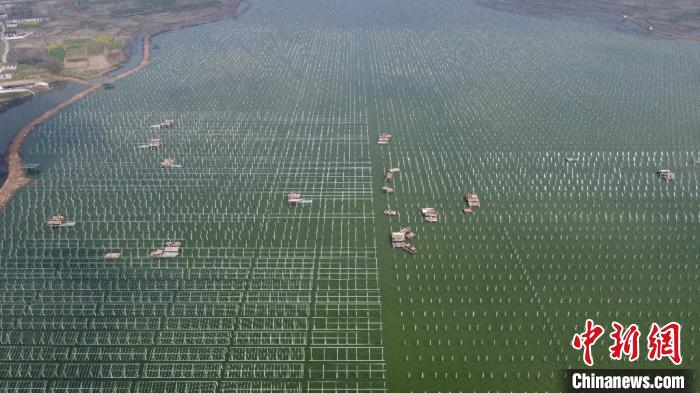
[1,23,9,64]
[0,1,252,210]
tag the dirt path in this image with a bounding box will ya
[0,23,9,64]
[0,1,252,211]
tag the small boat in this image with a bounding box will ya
[22,164,41,175]
[149,249,164,257]
[47,215,76,228]
[288,192,312,205]
[464,192,481,208]
[463,207,474,214]
[104,252,121,259]
[164,241,181,257]
[383,209,398,216]
[139,138,161,149]
[395,227,416,238]
[693,159,700,165]
[464,192,479,201]
[565,157,578,163]
[657,169,676,181]
[393,241,406,248]
[391,231,406,244]
[388,168,400,173]
[166,240,182,248]
[162,249,179,257]
[150,240,182,258]
[150,119,175,129]
[391,227,417,251]
[102,83,115,90]
[47,215,65,227]
[402,244,417,255]
[384,171,394,182]
[377,133,392,144]
[160,158,182,169]
[381,186,394,193]
[421,208,439,223]
[288,192,302,203]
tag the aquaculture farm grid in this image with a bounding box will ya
[0,106,386,392]
[1,0,700,392]
[0,5,387,388]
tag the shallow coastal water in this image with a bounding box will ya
[0,0,698,392]
[0,81,85,185]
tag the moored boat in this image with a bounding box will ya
[160,158,182,169]
[151,119,175,129]
[657,169,676,181]
[47,215,76,228]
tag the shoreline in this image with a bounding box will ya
[0,1,252,210]
[477,0,700,42]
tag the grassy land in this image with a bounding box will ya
[81,20,109,31]
[47,45,66,61]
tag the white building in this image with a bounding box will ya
[4,30,33,40]
[7,17,48,24]
[0,73,13,80]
